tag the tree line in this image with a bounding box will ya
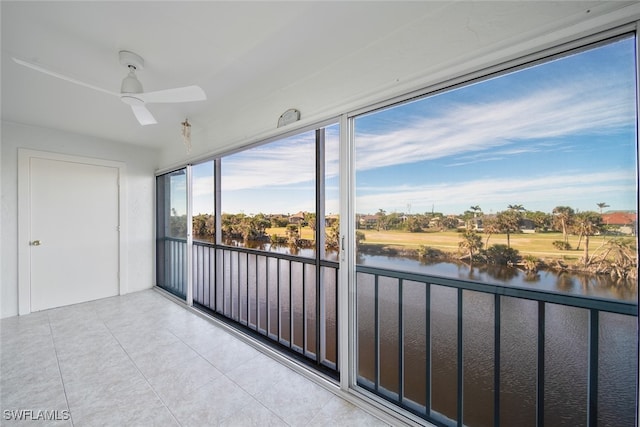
[452,204,636,281]
[184,212,340,250]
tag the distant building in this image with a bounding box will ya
[289,211,306,224]
[358,215,378,229]
[601,212,637,235]
[325,214,339,226]
[520,219,536,233]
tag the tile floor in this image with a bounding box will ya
[0,289,389,426]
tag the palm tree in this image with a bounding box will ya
[497,211,519,248]
[574,211,603,266]
[482,216,500,247]
[467,205,482,230]
[325,220,340,249]
[552,206,575,245]
[458,230,483,262]
[375,209,386,231]
[497,205,524,248]
[525,210,551,231]
[597,202,610,214]
[286,224,300,246]
[304,212,317,230]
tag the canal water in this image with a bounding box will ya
[354,253,637,426]
[355,273,637,426]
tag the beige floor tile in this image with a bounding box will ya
[1,289,392,427]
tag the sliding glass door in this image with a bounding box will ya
[156,168,188,299]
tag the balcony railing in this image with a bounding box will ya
[191,240,339,374]
[356,265,638,427]
[156,237,188,299]
[157,237,637,425]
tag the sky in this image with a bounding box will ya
[185,36,637,217]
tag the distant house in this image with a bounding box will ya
[601,212,637,235]
[520,219,536,233]
[325,214,339,226]
[468,215,535,233]
[289,211,306,225]
[428,216,443,229]
[359,215,378,229]
[471,217,484,231]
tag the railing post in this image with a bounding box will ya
[374,274,380,390]
[587,308,599,427]
[425,283,432,417]
[537,301,545,427]
[302,263,307,354]
[494,294,501,427]
[457,288,464,427]
[398,278,404,403]
[289,260,293,348]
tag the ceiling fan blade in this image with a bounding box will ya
[12,57,119,97]
[140,85,206,104]
[130,104,157,126]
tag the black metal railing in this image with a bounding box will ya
[156,237,188,299]
[355,265,638,427]
[192,241,339,374]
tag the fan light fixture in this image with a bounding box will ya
[181,119,192,153]
[277,108,300,128]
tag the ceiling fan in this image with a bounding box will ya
[12,50,206,125]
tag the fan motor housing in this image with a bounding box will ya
[119,50,144,70]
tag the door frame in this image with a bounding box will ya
[17,149,127,315]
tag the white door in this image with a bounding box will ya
[29,157,120,311]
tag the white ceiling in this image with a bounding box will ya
[2,1,638,164]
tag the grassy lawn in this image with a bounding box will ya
[265,226,623,261]
[359,229,599,260]
[266,226,315,240]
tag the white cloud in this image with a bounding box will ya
[222,134,317,190]
[192,175,214,197]
[215,73,634,215]
[355,80,634,171]
[356,170,637,214]
[220,129,342,191]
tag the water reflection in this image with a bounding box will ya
[358,253,637,301]
[356,272,638,427]
[209,238,637,301]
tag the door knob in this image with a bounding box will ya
[31,240,41,246]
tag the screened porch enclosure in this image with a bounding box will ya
[155,31,638,427]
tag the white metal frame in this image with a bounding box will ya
[17,149,128,315]
[186,164,194,306]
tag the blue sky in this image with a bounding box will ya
[190,36,637,217]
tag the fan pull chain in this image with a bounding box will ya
[181,119,192,153]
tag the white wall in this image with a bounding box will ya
[1,121,159,318]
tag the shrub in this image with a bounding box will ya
[417,245,445,259]
[485,244,520,265]
[522,254,539,271]
[270,234,287,244]
[552,240,572,250]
